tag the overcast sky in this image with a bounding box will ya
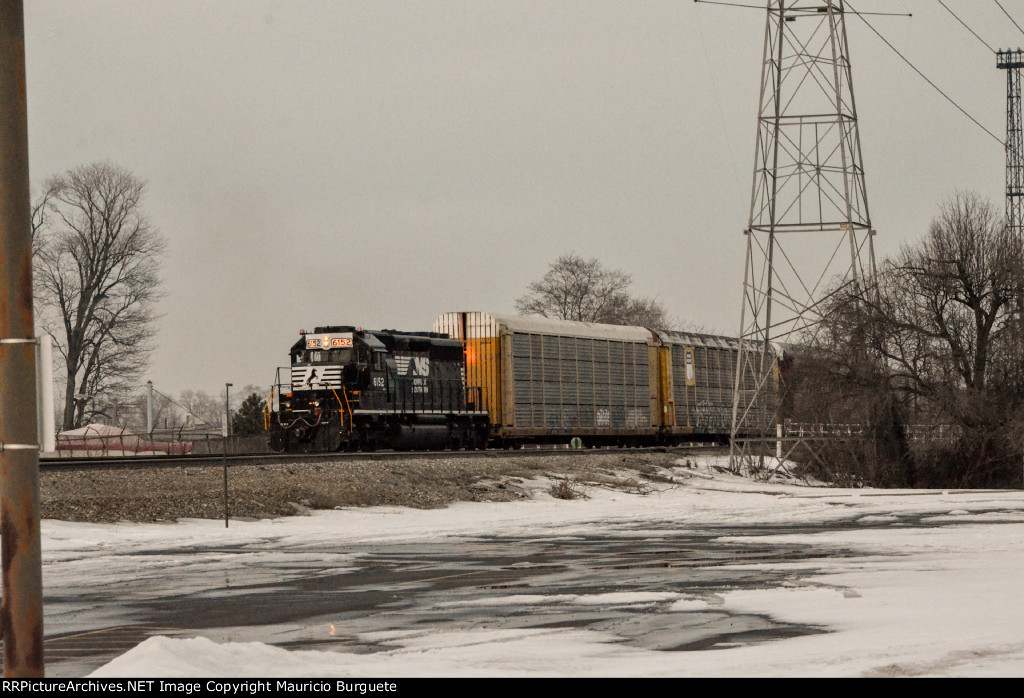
[23,1,1021,398]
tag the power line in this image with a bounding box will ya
[845,0,1004,147]
[995,0,1024,39]
[939,0,996,53]
[693,0,766,9]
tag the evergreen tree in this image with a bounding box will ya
[232,393,267,436]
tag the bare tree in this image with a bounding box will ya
[178,390,223,430]
[172,383,268,432]
[867,193,1022,424]
[32,162,166,430]
[515,254,671,329]
[809,191,1024,487]
[113,388,177,432]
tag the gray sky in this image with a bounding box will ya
[24,1,1019,397]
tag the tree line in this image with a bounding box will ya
[786,192,1024,487]
[63,383,270,437]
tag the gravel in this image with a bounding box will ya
[40,451,689,523]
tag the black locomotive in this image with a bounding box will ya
[268,326,490,452]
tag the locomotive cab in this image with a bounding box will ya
[281,327,349,412]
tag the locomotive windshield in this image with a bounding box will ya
[294,348,353,364]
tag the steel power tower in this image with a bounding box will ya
[999,49,1024,240]
[998,49,1024,352]
[730,0,877,470]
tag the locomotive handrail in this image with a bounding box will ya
[466,386,482,412]
[342,387,353,433]
[263,386,275,431]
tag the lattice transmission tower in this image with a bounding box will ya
[998,49,1024,339]
[999,49,1024,240]
[730,0,877,469]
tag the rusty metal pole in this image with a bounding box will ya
[0,0,44,678]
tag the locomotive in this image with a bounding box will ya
[268,313,776,452]
[268,326,490,452]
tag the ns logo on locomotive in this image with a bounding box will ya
[267,311,775,452]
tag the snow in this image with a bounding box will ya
[30,456,1024,677]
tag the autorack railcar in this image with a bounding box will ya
[433,312,775,446]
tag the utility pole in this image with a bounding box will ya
[730,0,876,471]
[0,0,45,677]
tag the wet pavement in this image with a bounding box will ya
[38,522,866,676]
[30,499,1024,677]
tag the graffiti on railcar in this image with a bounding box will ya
[695,399,725,433]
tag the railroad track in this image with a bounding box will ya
[39,444,728,471]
